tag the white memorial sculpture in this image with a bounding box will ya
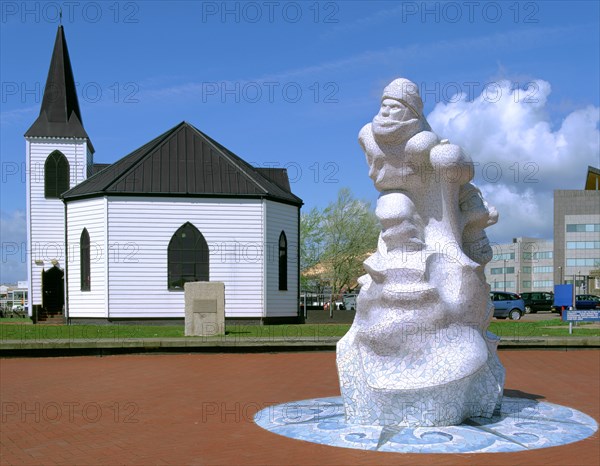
[336,78,505,427]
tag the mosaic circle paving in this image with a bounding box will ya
[254,396,598,453]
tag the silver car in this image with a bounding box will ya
[490,291,525,320]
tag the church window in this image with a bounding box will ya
[279,231,287,291]
[44,150,70,198]
[168,223,209,290]
[80,228,91,291]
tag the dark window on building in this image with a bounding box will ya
[168,222,209,290]
[44,151,70,198]
[80,228,90,291]
[279,231,287,291]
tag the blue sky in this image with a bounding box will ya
[1,1,599,283]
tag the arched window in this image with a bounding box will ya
[168,222,209,290]
[44,150,70,198]
[279,231,287,291]
[80,228,90,291]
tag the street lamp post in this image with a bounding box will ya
[503,259,507,291]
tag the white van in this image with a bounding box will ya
[342,294,358,311]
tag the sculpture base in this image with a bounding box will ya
[254,396,598,453]
[337,324,505,427]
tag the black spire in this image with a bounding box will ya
[25,26,94,152]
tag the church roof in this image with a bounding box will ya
[24,26,94,152]
[62,121,303,206]
[255,168,291,192]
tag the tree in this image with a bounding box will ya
[300,207,325,278]
[300,207,327,293]
[300,188,380,305]
[321,188,380,305]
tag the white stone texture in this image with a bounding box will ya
[337,78,505,427]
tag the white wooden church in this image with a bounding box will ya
[25,26,302,324]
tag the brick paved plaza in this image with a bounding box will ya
[1,350,598,465]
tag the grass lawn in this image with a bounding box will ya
[0,317,598,340]
[488,319,599,338]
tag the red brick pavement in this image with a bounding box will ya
[1,350,598,466]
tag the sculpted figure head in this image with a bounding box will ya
[372,78,428,144]
[360,78,437,192]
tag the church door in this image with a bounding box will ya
[42,266,64,312]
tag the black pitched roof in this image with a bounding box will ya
[62,122,303,206]
[256,168,291,192]
[92,163,111,175]
[25,26,94,152]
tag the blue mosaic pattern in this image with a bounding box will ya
[254,396,598,453]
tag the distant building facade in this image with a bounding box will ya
[554,166,600,295]
[485,237,554,293]
[0,285,28,313]
[486,167,600,296]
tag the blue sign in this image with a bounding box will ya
[554,284,573,308]
[562,309,600,322]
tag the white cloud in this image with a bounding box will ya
[479,184,548,242]
[427,79,600,244]
[0,210,27,284]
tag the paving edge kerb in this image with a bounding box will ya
[0,336,599,356]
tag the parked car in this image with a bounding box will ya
[575,294,600,310]
[521,291,554,314]
[324,300,345,311]
[8,304,25,318]
[343,293,358,311]
[553,294,600,313]
[490,291,525,320]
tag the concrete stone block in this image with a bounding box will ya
[184,282,225,336]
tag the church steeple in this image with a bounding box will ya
[25,26,93,152]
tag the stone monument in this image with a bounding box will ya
[336,78,505,427]
[184,282,225,336]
